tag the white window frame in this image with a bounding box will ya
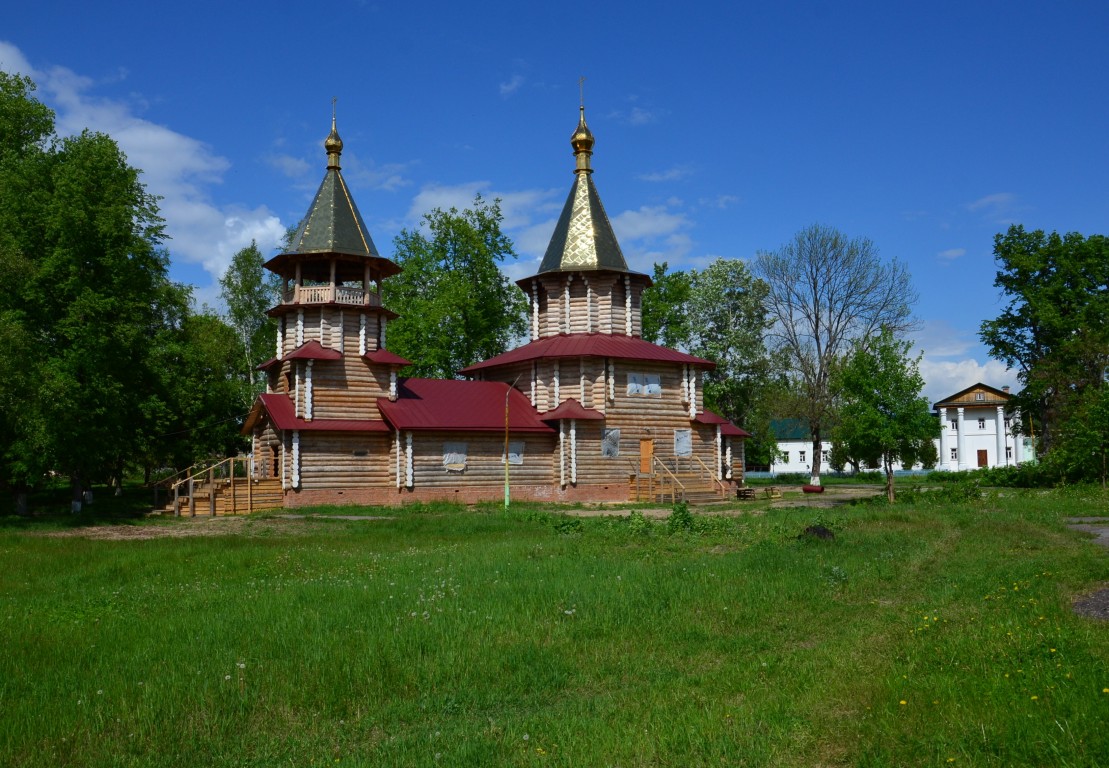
[674,429,692,457]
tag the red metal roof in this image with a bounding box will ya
[541,398,605,421]
[460,333,715,373]
[377,379,554,433]
[363,349,411,366]
[695,409,752,438]
[285,340,343,361]
[242,393,391,434]
[256,357,280,371]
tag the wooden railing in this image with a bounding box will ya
[653,456,686,503]
[168,455,257,517]
[691,455,728,496]
[282,285,381,306]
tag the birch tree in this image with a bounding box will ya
[755,224,917,485]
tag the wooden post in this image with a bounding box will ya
[208,467,216,516]
[188,478,195,518]
[173,485,180,516]
[230,458,237,515]
[248,463,254,515]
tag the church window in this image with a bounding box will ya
[674,429,692,457]
[601,428,621,458]
[502,441,525,465]
[978,418,986,429]
[626,372,661,396]
[443,442,468,472]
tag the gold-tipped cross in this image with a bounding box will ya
[578,76,585,107]
[331,96,337,127]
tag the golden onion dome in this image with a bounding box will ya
[325,105,343,168]
[571,105,594,153]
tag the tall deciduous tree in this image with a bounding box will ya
[755,224,917,485]
[641,262,692,349]
[0,72,54,511]
[979,225,1109,456]
[219,240,280,403]
[1,70,188,509]
[832,327,939,502]
[686,259,780,467]
[640,259,781,465]
[383,196,527,378]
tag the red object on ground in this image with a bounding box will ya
[802,484,825,494]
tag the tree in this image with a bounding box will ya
[640,258,781,465]
[686,259,781,467]
[641,262,691,348]
[832,328,939,502]
[0,73,54,511]
[1,70,187,509]
[979,225,1109,456]
[755,224,917,485]
[383,196,527,378]
[219,240,280,404]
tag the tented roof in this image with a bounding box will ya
[461,333,714,373]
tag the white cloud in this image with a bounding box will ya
[699,194,740,210]
[911,319,1017,403]
[499,74,525,97]
[938,247,966,262]
[610,205,693,272]
[405,181,560,230]
[638,165,693,183]
[918,356,1015,405]
[606,105,662,126]
[265,153,312,178]
[0,40,34,77]
[0,41,287,296]
[611,205,690,241]
[966,192,1023,224]
[342,153,412,192]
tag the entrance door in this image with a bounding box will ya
[977,449,988,468]
[640,439,654,474]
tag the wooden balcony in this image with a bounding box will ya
[282,285,381,306]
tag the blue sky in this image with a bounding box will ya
[4,1,1107,402]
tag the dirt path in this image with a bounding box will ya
[1067,517,1109,620]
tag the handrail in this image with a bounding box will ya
[171,455,241,491]
[653,456,686,503]
[692,455,727,496]
[166,454,256,517]
[149,458,220,489]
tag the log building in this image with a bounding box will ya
[242,107,748,506]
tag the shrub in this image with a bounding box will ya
[667,502,694,534]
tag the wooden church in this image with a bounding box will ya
[241,107,749,506]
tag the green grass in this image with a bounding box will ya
[2,490,1109,766]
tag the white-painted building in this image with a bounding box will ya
[768,383,1032,475]
[934,383,1027,471]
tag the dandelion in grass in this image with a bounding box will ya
[1030,696,1038,701]
[899,700,907,706]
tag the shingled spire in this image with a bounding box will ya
[283,110,381,260]
[535,105,636,275]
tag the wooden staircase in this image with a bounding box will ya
[628,456,729,504]
[169,477,284,516]
[152,456,285,516]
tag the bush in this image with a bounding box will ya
[627,510,652,537]
[667,502,694,534]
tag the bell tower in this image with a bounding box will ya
[518,105,652,340]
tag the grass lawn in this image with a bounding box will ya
[2,490,1108,766]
